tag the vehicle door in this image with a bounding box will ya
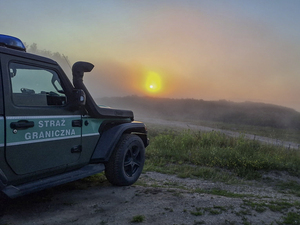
[0,60,4,183]
[2,57,83,175]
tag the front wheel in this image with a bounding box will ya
[105,134,145,186]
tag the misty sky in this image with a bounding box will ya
[1,0,300,110]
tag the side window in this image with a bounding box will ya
[9,63,67,106]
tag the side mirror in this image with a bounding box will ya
[73,89,86,106]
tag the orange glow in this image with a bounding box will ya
[145,71,162,93]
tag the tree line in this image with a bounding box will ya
[98,95,300,129]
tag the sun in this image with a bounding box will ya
[145,71,162,93]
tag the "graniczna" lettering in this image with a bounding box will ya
[25,129,76,140]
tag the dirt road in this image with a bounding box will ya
[1,171,300,225]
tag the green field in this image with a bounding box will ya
[178,119,300,144]
[145,125,300,181]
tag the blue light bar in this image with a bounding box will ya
[0,34,26,51]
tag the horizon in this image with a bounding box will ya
[1,1,300,111]
[97,94,300,112]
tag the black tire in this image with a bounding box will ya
[105,134,145,186]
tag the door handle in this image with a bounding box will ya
[10,120,35,130]
[72,120,82,127]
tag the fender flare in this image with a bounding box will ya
[90,121,148,163]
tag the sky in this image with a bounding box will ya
[1,0,300,111]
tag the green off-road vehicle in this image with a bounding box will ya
[0,34,148,198]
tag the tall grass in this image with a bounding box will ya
[145,129,300,179]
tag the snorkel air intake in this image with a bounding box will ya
[72,61,94,88]
[72,61,134,120]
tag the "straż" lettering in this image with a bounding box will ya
[38,119,66,128]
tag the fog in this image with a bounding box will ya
[80,2,300,111]
[3,1,300,111]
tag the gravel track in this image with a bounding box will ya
[1,171,300,225]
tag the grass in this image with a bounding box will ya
[188,119,300,144]
[242,200,267,213]
[190,211,203,216]
[277,181,300,197]
[195,188,252,198]
[144,163,239,184]
[190,206,228,216]
[280,212,300,225]
[145,128,300,180]
[131,215,145,223]
[242,199,300,213]
[146,117,300,145]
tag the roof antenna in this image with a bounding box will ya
[62,54,72,70]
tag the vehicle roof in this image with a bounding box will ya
[0,46,57,65]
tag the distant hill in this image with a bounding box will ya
[96,96,300,129]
